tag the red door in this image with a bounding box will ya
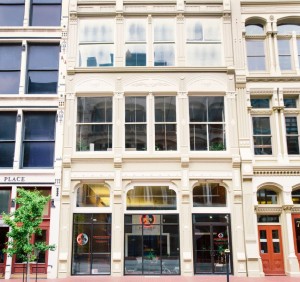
[0,227,9,277]
[258,225,285,275]
[292,214,300,265]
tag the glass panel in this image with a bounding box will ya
[76,125,112,151]
[0,112,16,140]
[193,183,226,207]
[76,184,110,207]
[73,214,93,224]
[245,24,264,35]
[246,40,265,71]
[32,0,61,3]
[31,5,61,26]
[154,19,174,41]
[125,124,147,151]
[0,189,10,214]
[186,19,203,41]
[155,96,176,122]
[154,44,175,66]
[126,19,146,42]
[155,124,177,151]
[190,124,207,151]
[91,254,110,274]
[251,99,269,108]
[189,97,207,122]
[27,70,58,94]
[278,40,291,70]
[125,97,146,123]
[208,97,224,122]
[259,230,268,254]
[284,98,297,108]
[272,230,280,253]
[35,230,46,263]
[0,143,15,168]
[23,142,54,167]
[278,24,300,35]
[257,215,280,223]
[186,44,222,66]
[125,45,146,66]
[0,72,20,94]
[253,117,271,134]
[92,224,111,253]
[292,189,300,204]
[79,19,114,42]
[28,45,59,69]
[0,4,24,26]
[294,218,300,253]
[285,117,298,134]
[0,45,22,70]
[126,186,177,210]
[79,45,114,67]
[209,124,225,151]
[193,214,230,223]
[213,225,230,273]
[257,189,278,204]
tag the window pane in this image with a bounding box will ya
[259,230,268,254]
[246,41,265,71]
[77,184,110,207]
[278,40,291,70]
[27,70,58,94]
[287,136,299,154]
[186,19,203,41]
[0,112,16,139]
[154,44,175,66]
[286,117,298,134]
[28,45,59,69]
[245,24,264,35]
[154,19,174,41]
[190,124,207,150]
[155,96,176,122]
[257,189,277,204]
[193,183,226,207]
[79,20,114,42]
[125,97,146,123]
[126,19,146,41]
[284,98,297,108]
[0,45,22,70]
[189,97,207,122]
[209,124,225,150]
[0,72,20,94]
[251,99,269,108]
[0,143,15,167]
[125,124,147,150]
[23,142,54,167]
[292,189,300,204]
[278,24,300,35]
[0,4,24,26]
[76,125,112,151]
[253,117,271,134]
[31,5,61,26]
[155,124,177,151]
[0,189,10,213]
[208,97,224,121]
[186,44,222,66]
[79,45,114,67]
[125,45,146,66]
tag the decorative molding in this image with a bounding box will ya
[255,205,282,215]
[282,205,294,212]
[66,93,75,100]
[292,207,300,213]
[254,169,300,176]
[122,171,181,179]
[249,88,273,96]
[69,13,78,23]
[70,172,115,179]
[284,109,300,114]
[283,88,300,95]
[250,109,272,115]
[189,171,232,179]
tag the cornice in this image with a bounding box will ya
[253,168,300,175]
[255,205,283,214]
[247,76,300,83]
[241,0,300,4]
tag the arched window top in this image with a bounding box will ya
[126,186,176,210]
[76,184,110,207]
[292,188,300,204]
[277,23,300,35]
[257,188,278,204]
[193,183,226,207]
[245,24,265,35]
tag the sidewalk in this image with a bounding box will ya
[3,276,300,282]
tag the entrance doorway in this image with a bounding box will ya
[292,214,300,265]
[258,225,285,275]
[124,214,180,275]
[0,227,9,277]
[193,214,232,274]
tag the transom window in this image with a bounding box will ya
[189,96,225,151]
[79,19,114,67]
[186,18,222,66]
[125,19,147,66]
[76,97,112,151]
[0,0,24,26]
[0,44,22,94]
[0,112,17,168]
[30,0,61,26]
[257,189,278,204]
[251,98,270,108]
[193,183,226,207]
[125,96,147,151]
[127,186,177,210]
[155,96,177,151]
[292,188,300,204]
[76,184,110,207]
[0,188,11,214]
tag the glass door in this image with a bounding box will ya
[0,227,9,277]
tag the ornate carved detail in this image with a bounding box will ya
[57,110,64,123]
[292,207,300,213]
[122,172,181,179]
[254,169,300,176]
[66,93,75,100]
[226,92,236,99]
[69,13,78,23]
[255,205,282,215]
[250,109,273,115]
[177,91,188,98]
[115,14,124,24]
[282,205,294,212]
[284,109,300,114]
[176,14,185,23]
[114,92,124,99]
[250,88,274,95]
[189,171,232,179]
[71,172,115,179]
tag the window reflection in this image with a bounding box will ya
[193,183,226,207]
[292,189,300,204]
[77,184,110,207]
[257,189,278,204]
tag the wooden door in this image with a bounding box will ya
[292,214,300,265]
[258,225,285,275]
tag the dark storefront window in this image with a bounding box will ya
[72,213,111,275]
[124,214,180,275]
[193,183,226,207]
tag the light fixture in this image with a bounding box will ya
[51,199,56,208]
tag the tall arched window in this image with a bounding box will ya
[245,23,266,71]
[76,184,110,207]
[292,188,300,204]
[257,188,278,204]
[193,183,226,207]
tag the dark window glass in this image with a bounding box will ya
[76,184,110,208]
[0,112,16,167]
[0,44,22,94]
[0,189,11,214]
[292,189,300,204]
[27,44,59,94]
[0,0,24,26]
[193,183,226,207]
[251,98,269,108]
[294,218,300,253]
[257,189,278,204]
[284,98,297,108]
[257,215,280,223]
[285,117,299,154]
[30,0,61,26]
[252,117,272,155]
[22,112,56,168]
[193,214,230,223]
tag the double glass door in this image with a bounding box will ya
[0,227,8,277]
[193,214,231,274]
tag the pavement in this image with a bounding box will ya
[3,276,300,282]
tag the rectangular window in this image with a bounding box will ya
[297,39,300,68]
[284,98,297,108]
[153,18,175,66]
[278,39,292,70]
[125,97,147,151]
[0,44,22,94]
[0,189,11,214]
[0,0,24,26]
[246,40,266,71]
[251,98,270,108]
[155,96,177,151]
[125,19,146,66]
[22,112,56,168]
[77,97,112,151]
[285,116,299,154]
[0,112,17,168]
[27,44,59,94]
[186,18,222,66]
[252,117,272,155]
[189,96,225,151]
[79,19,114,67]
[30,0,61,26]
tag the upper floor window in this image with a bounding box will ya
[257,189,278,204]
[251,98,270,108]
[126,186,177,210]
[0,44,22,94]
[153,18,175,66]
[30,0,61,26]
[155,96,177,151]
[245,24,266,71]
[27,44,60,94]
[186,18,222,66]
[125,19,146,66]
[0,188,11,214]
[76,184,110,207]
[79,19,114,67]
[189,96,225,151]
[277,23,300,70]
[0,0,24,26]
[0,112,17,168]
[76,97,112,151]
[193,183,226,207]
[292,188,300,204]
[125,96,147,151]
[22,112,56,168]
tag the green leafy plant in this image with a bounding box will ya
[209,142,226,151]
